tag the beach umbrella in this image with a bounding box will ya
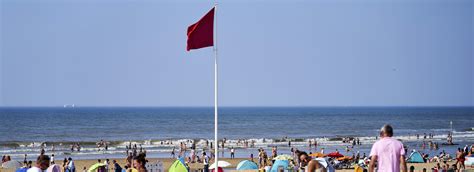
[211,167,223,172]
[270,160,289,172]
[87,163,106,172]
[209,161,231,169]
[2,161,22,169]
[337,156,353,161]
[168,159,188,172]
[273,154,293,160]
[47,164,61,172]
[236,160,258,170]
[309,152,326,157]
[326,152,344,158]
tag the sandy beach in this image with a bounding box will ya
[2,157,473,172]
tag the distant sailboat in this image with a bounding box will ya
[63,104,76,108]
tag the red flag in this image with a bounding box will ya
[187,7,214,51]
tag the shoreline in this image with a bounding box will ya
[2,132,473,160]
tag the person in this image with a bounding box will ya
[82,167,87,172]
[191,149,196,162]
[272,146,278,158]
[202,152,209,172]
[230,147,235,159]
[104,159,109,172]
[51,154,55,164]
[298,151,326,172]
[409,166,415,172]
[133,154,147,172]
[171,147,176,158]
[62,158,68,172]
[451,164,457,171]
[433,163,441,171]
[27,155,50,172]
[97,159,105,172]
[456,148,465,170]
[113,160,122,172]
[471,144,474,155]
[263,150,268,167]
[369,124,407,172]
[68,157,75,172]
[126,153,132,168]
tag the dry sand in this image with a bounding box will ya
[1,157,473,172]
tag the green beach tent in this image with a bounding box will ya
[168,159,188,172]
[87,163,105,172]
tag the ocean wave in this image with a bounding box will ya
[2,131,473,158]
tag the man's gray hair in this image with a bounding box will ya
[380,124,394,137]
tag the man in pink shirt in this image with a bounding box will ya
[369,124,407,172]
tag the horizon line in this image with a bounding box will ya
[0,105,473,108]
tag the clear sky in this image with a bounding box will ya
[1,0,473,107]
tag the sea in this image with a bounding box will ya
[1,107,473,161]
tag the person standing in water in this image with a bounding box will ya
[171,147,176,158]
[230,147,235,159]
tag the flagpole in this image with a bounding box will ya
[213,2,219,170]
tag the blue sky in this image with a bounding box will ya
[1,0,473,107]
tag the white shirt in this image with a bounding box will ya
[27,166,42,172]
[68,160,75,170]
[203,155,209,165]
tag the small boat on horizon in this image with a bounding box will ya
[63,104,75,108]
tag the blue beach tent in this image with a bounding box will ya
[236,160,258,170]
[270,160,289,172]
[407,151,424,163]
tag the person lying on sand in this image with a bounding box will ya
[298,151,327,172]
